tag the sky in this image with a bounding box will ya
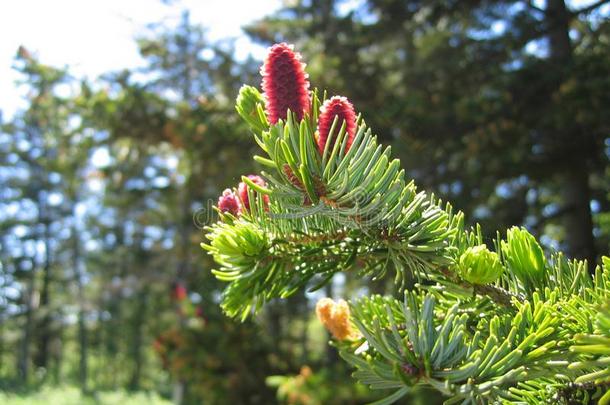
[0,0,283,118]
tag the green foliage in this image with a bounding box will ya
[340,287,598,404]
[204,52,610,403]
[207,87,462,320]
[569,300,610,404]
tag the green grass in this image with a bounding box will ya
[0,386,171,405]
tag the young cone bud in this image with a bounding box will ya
[501,227,546,289]
[235,85,268,132]
[238,175,270,211]
[317,96,357,156]
[261,43,310,124]
[458,244,504,284]
[217,188,241,216]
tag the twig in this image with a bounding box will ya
[439,267,521,308]
[556,380,610,401]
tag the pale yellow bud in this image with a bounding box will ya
[315,298,361,341]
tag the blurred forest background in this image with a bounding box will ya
[0,0,609,404]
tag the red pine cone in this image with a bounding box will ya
[261,43,310,124]
[217,188,241,216]
[238,175,270,211]
[317,96,357,156]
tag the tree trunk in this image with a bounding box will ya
[18,258,37,384]
[34,222,52,371]
[73,207,88,393]
[0,317,3,375]
[104,220,127,388]
[77,284,88,393]
[52,328,63,385]
[128,285,148,391]
[547,0,596,269]
[559,162,596,267]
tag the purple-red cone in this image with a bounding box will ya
[218,188,241,216]
[317,96,357,156]
[261,43,310,124]
[238,175,270,211]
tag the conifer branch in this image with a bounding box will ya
[203,43,610,404]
